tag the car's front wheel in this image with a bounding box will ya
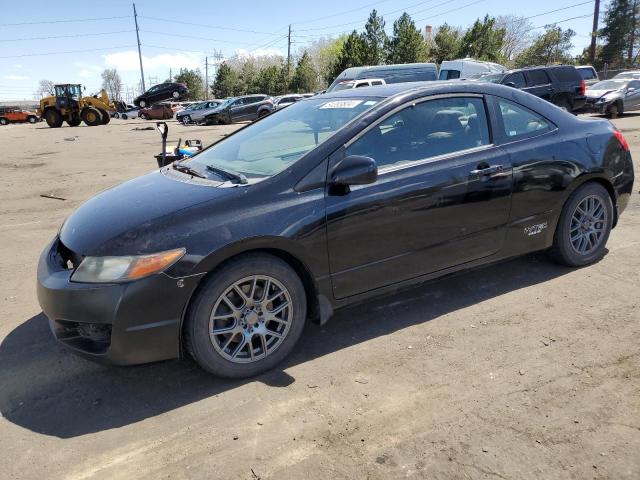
[185,253,307,378]
[182,115,191,125]
[172,91,180,99]
[550,182,613,267]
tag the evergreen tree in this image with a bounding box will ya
[173,68,204,100]
[361,9,388,65]
[212,63,238,98]
[432,24,462,64]
[254,65,281,95]
[328,30,368,82]
[386,13,428,64]
[291,51,319,93]
[237,60,258,94]
[599,0,638,68]
[458,15,506,62]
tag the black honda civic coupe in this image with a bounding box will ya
[37,82,634,378]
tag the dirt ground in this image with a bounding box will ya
[0,115,638,480]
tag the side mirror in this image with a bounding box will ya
[627,87,636,94]
[504,81,516,88]
[330,155,378,186]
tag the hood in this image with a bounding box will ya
[59,170,234,256]
[586,88,622,99]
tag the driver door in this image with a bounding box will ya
[624,80,640,111]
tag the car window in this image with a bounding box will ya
[231,98,245,107]
[504,72,526,88]
[439,69,461,80]
[355,82,369,88]
[629,80,640,90]
[552,67,580,82]
[371,80,384,86]
[148,85,160,93]
[527,69,551,86]
[497,99,550,139]
[346,97,490,171]
[578,68,597,80]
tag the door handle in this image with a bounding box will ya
[470,164,503,176]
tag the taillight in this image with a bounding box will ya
[614,129,629,151]
[581,79,586,96]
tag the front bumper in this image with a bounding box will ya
[582,98,611,113]
[36,237,203,365]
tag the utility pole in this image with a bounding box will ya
[589,0,600,64]
[205,56,209,100]
[286,24,292,91]
[169,68,172,81]
[133,3,146,92]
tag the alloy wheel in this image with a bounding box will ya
[209,275,293,363]
[570,195,607,255]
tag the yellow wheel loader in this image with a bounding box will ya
[38,84,115,128]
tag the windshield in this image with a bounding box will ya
[188,97,379,179]
[475,73,503,83]
[614,72,640,79]
[591,80,628,90]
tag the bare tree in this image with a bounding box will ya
[496,15,534,62]
[35,79,55,98]
[101,68,122,101]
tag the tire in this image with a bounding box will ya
[550,182,613,267]
[28,116,37,124]
[98,109,110,125]
[172,90,180,99]
[182,115,191,125]
[257,110,269,118]
[44,109,63,128]
[81,107,102,126]
[0,117,7,125]
[185,253,307,378]
[66,115,81,127]
[122,113,128,119]
[139,99,147,108]
[607,101,623,119]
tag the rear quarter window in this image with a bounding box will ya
[552,67,581,83]
[578,68,597,80]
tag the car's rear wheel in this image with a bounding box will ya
[185,253,307,378]
[550,182,613,267]
[172,91,180,99]
[182,115,191,125]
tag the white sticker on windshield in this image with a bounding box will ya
[320,100,363,109]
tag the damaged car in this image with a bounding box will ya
[584,78,640,117]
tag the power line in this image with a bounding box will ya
[0,15,130,26]
[0,30,134,42]
[0,45,137,59]
[524,1,594,20]
[138,15,282,36]
[293,0,394,25]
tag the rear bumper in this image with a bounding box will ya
[36,237,203,365]
[572,96,587,111]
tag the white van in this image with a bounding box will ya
[439,58,505,80]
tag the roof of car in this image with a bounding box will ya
[314,80,527,100]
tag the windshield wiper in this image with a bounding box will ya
[172,162,206,178]
[205,165,248,184]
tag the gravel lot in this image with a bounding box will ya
[0,115,638,480]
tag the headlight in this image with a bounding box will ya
[71,248,185,283]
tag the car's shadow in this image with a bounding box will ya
[0,252,576,438]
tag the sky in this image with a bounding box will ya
[0,0,599,101]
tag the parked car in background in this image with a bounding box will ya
[327,63,438,92]
[0,107,39,125]
[583,78,640,117]
[477,65,586,112]
[273,94,303,110]
[115,107,139,119]
[330,78,386,91]
[37,82,634,378]
[138,103,174,120]
[575,65,600,87]
[613,70,640,79]
[133,82,188,108]
[439,58,504,80]
[177,100,223,124]
[203,95,272,124]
